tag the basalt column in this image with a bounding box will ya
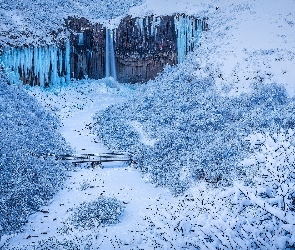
[66,15,208,83]
[115,16,177,83]
[66,17,106,80]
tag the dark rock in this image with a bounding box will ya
[66,17,106,80]
[115,15,177,83]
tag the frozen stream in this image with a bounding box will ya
[3,79,173,249]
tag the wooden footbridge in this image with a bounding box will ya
[57,153,132,168]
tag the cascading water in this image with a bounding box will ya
[105,29,110,78]
[105,29,117,80]
[174,15,203,64]
[65,40,71,84]
[0,40,71,87]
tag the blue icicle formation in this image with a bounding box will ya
[174,15,204,64]
[0,40,71,87]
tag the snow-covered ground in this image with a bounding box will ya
[26,78,130,154]
[2,80,294,249]
[0,79,176,249]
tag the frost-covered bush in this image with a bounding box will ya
[94,67,295,194]
[120,130,295,249]
[70,196,125,229]
[32,237,83,250]
[7,131,295,249]
[0,79,72,236]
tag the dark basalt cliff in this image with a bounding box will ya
[68,14,207,83]
[67,15,178,83]
[1,15,207,86]
[115,15,177,83]
[66,17,106,80]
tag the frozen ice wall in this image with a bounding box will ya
[0,41,70,87]
[174,15,204,64]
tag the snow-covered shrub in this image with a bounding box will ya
[25,236,88,250]
[70,196,125,229]
[94,67,295,194]
[0,79,72,236]
[121,130,295,249]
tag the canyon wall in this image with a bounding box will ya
[66,17,106,80]
[115,15,177,83]
[1,15,208,86]
[68,14,207,83]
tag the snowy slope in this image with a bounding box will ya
[0,0,143,47]
[0,79,176,250]
[129,0,295,95]
[2,79,295,249]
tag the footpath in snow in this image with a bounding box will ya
[2,79,174,249]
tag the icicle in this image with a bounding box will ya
[58,49,61,75]
[0,42,71,87]
[175,14,186,64]
[50,46,58,86]
[150,16,161,37]
[0,47,20,85]
[78,33,84,45]
[39,47,45,87]
[174,15,203,64]
[150,16,154,36]
[136,18,144,35]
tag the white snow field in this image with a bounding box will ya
[0,0,295,249]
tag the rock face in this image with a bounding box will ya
[1,15,208,86]
[115,15,177,83]
[68,14,207,83]
[66,17,106,80]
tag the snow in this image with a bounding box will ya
[26,79,130,154]
[129,0,295,96]
[2,82,294,249]
[1,0,295,248]
[128,120,157,147]
[0,79,72,238]
[0,0,143,47]
[1,78,178,249]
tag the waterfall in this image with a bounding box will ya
[105,29,117,80]
[0,41,71,87]
[110,30,117,80]
[65,39,71,84]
